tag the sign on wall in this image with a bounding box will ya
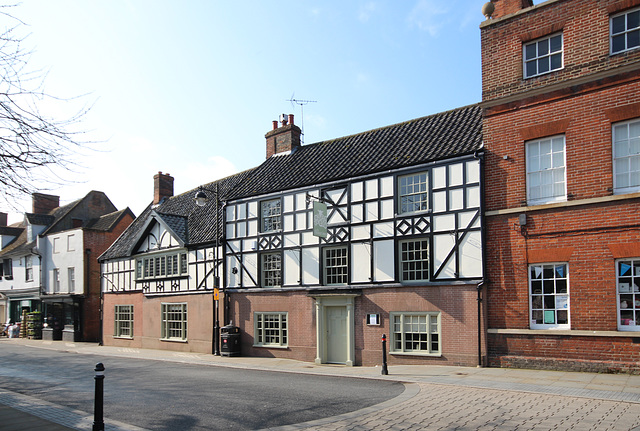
[313,201,327,239]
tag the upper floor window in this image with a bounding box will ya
[25,256,33,282]
[399,238,429,282]
[261,252,281,287]
[611,7,640,54]
[261,199,281,232]
[613,118,640,194]
[529,263,569,329]
[323,246,349,285]
[1,258,12,280]
[53,237,60,254]
[135,251,187,281]
[526,135,566,205]
[53,268,60,292]
[523,33,563,78]
[398,172,428,214]
[68,267,75,291]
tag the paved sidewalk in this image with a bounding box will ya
[2,338,640,430]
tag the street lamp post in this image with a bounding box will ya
[195,184,221,356]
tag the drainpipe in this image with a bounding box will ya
[475,148,487,368]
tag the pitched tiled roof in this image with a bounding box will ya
[230,104,483,199]
[85,208,135,232]
[99,169,256,260]
[100,104,483,261]
[25,213,55,226]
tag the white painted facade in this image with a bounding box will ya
[224,157,483,289]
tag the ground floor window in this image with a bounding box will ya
[617,259,640,330]
[390,312,440,355]
[161,303,187,341]
[114,305,133,338]
[529,263,569,329]
[254,312,287,347]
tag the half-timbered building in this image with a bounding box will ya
[100,105,485,366]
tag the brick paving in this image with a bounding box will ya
[274,383,640,431]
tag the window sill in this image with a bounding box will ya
[253,344,288,349]
[114,336,133,340]
[488,328,640,337]
[390,351,442,357]
[160,338,188,343]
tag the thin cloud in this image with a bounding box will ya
[406,0,449,36]
[358,2,379,22]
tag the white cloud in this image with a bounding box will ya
[406,0,449,37]
[358,2,379,22]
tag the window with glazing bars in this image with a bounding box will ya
[391,313,440,355]
[161,303,187,340]
[255,312,287,347]
[324,246,349,285]
[261,253,281,287]
[261,199,281,232]
[114,305,133,338]
[398,172,428,214]
[399,238,429,282]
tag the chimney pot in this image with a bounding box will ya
[288,114,294,125]
[272,120,278,130]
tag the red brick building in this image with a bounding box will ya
[481,0,640,372]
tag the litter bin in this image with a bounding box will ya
[221,325,241,357]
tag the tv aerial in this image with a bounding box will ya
[287,93,317,143]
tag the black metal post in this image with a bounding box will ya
[381,334,388,375]
[93,363,105,431]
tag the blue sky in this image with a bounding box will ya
[7,0,483,223]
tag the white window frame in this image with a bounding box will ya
[323,246,349,285]
[529,263,570,329]
[161,303,187,341]
[526,135,567,205]
[398,171,429,215]
[135,251,188,281]
[254,312,288,347]
[68,267,75,291]
[523,32,563,78]
[53,237,60,254]
[114,304,134,338]
[616,259,640,331]
[390,312,441,356]
[610,7,640,55]
[399,237,430,283]
[53,268,60,293]
[25,255,33,282]
[260,252,282,287]
[260,198,282,233]
[613,118,640,194]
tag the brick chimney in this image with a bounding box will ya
[153,171,174,205]
[484,0,533,20]
[0,212,6,227]
[265,114,302,159]
[32,193,60,214]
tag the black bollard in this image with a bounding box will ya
[93,363,105,431]
[381,334,389,375]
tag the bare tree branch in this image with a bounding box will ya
[0,4,93,210]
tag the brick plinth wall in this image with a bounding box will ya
[229,284,483,367]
